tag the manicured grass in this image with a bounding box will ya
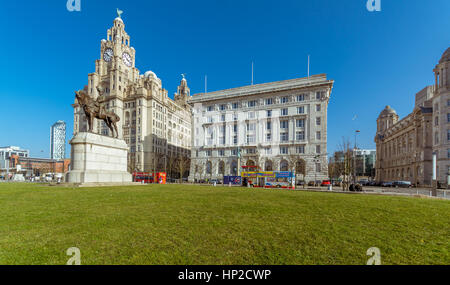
[0,183,448,265]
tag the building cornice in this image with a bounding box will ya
[189,74,333,103]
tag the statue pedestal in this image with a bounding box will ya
[66,132,132,184]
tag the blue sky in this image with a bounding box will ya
[0,0,449,158]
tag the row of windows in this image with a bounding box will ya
[205,91,327,112]
[202,145,316,157]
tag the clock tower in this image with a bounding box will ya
[79,10,141,138]
[73,10,193,173]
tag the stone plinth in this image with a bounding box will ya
[66,132,131,184]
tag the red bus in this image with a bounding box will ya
[132,172,166,184]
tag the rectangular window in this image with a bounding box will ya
[315,163,321,172]
[231,149,237,156]
[233,135,238,144]
[316,131,321,140]
[220,104,226,111]
[297,94,305,102]
[280,121,289,129]
[447,113,450,123]
[267,110,272,117]
[280,147,288,154]
[316,117,321,126]
[265,148,272,155]
[266,133,272,142]
[448,149,450,159]
[296,119,305,128]
[266,121,272,130]
[248,100,257,107]
[233,124,238,132]
[206,150,212,157]
[296,145,305,154]
[247,134,256,144]
[281,108,288,116]
[448,130,450,141]
[247,123,256,131]
[297,106,305,114]
[221,114,226,122]
[281,96,288,103]
[232,103,238,109]
[218,150,225,156]
[316,145,321,154]
[280,132,289,142]
[266,98,273,105]
[248,111,256,119]
[233,113,238,121]
[316,104,321,112]
[207,106,213,112]
[296,131,305,141]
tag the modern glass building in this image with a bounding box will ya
[50,121,66,160]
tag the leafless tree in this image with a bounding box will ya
[176,155,191,183]
[167,152,178,179]
[336,137,354,191]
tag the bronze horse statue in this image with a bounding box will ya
[75,89,120,138]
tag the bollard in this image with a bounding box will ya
[328,184,332,191]
[229,182,231,187]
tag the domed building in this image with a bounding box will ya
[375,47,450,187]
[72,11,192,174]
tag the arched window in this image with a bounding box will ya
[231,160,238,176]
[265,160,273,171]
[280,160,289,171]
[206,161,212,175]
[296,159,306,175]
[218,161,225,175]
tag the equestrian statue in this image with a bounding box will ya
[75,87,120,138]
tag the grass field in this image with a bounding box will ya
[0,183,448,265]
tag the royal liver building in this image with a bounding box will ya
[188,74,334,182]
[72,12,192,173]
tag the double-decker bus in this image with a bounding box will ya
[132,172,167,184]
[240,170,295,189]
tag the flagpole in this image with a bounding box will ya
[307,55,310,79]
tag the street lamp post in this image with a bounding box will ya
[354,130,360,184]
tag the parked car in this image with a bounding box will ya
[393,181,412,188]
[296,180,305,186]
[381,181,394,187]
[307,181,315,186]
[321,180,331,186]
[358,180,370,186]
[210,179,222,184]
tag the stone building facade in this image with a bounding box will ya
[375,47,450,186]
[72,13,192,173]
[188,74,334,182]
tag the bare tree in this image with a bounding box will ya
[167,152,178,179]
[196,161,204,181]
[176,155,191,183]
[336,137,354,191]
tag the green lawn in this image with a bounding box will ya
[0,183,448,265]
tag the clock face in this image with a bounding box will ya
[103,48,113,62]
[122,52,132,67]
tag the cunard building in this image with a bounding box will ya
[72,12,192,173]
[188,74,334,183]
